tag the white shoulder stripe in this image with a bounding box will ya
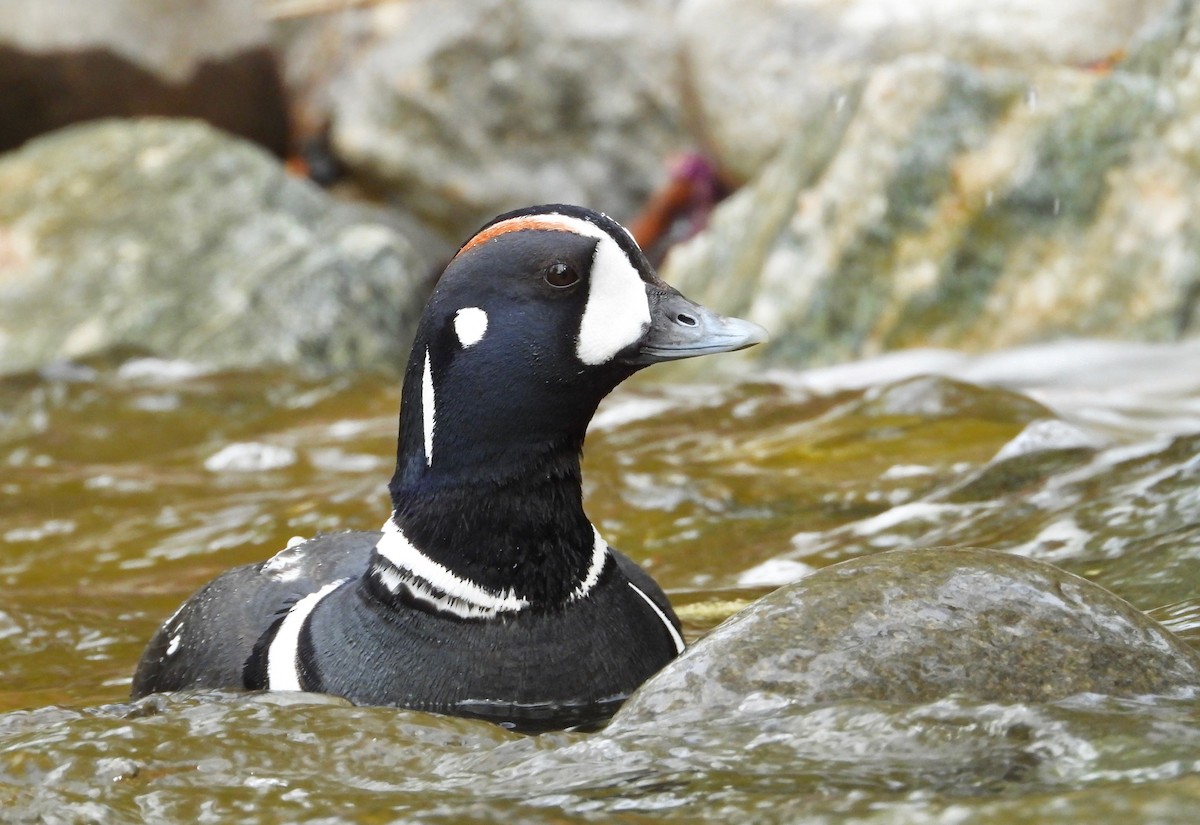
[267,578,348,691]
[628,582,685,655]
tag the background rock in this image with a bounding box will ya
[665,0,1200,367]
[0,119,444,376]
[323,0,687,240]
[0,0,288,156]
[611,548,1200,732]
[677,0,1174,184]
[4,0,1198,374]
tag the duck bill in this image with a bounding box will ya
[623,288,769,366]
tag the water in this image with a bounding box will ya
[2,340,1200,822]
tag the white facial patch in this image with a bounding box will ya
[569,221,652,366]
[374,517,529,619]
[267,578,348,691]
[454,307,488,348]
[422,347,435,467]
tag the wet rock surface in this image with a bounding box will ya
[612,548,1200,732]
[0,119,444,375]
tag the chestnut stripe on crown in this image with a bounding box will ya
[455,216,593,259]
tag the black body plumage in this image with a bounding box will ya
[131,204,767,730]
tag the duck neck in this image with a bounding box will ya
[367,349,613,614]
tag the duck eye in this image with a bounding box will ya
[544,262,580,289]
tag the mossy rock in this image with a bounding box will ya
[0,118,443,375]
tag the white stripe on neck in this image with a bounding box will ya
[374,518,529,617]
[267,578,348,691]
[421,348,435,467]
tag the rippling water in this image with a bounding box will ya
[2,340,1200,822]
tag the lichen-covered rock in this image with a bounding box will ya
[665,0,1200,367]
[326,0,687,239]
[611,548,1200,732]
[0,119,442,375]
[677,0,1174,183]
[0,0,288,155]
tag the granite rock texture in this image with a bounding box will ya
[0,119,443,375]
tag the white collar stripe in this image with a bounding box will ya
[267,578,348,691]
[375,519,529,615]
[628,582,685,655]
[372,563,508,620]
[570,525,610,601]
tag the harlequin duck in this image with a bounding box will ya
[131,204,767,730]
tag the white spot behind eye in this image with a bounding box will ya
[422,348,435,467]
[454,307,489,348]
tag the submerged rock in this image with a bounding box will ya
[611,548,1200,732]
[0,119,444,375]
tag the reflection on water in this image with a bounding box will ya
[2,340,1200,822]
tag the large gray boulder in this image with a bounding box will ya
[611,548,1200,732]
[325,0,687,240]
[664,0,1200,366]
[677,0,1174,184]
[0,119,442,376]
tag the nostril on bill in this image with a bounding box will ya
[676,313,697,327]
